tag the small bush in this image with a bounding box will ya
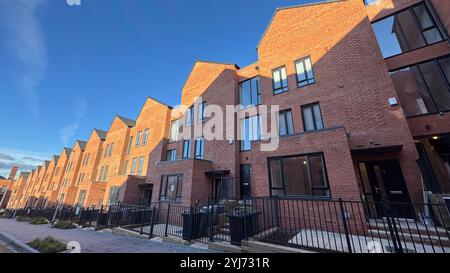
[29,217,49,225]
[53,220,76,229]
[16,216,32,222]
[27,237,66,253]
[0,213,12,218]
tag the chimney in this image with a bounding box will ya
[8,166,18,180]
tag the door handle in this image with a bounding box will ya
[374,187,381,194]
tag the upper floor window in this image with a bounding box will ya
[169,119,179,142]
[103,166,109,181]
[142,129,150,146]
[98,166,104,181]
[136,131,142,147]
[166,149,177,161]
[123,160,129,175]
[109,142,114,157]
[239,77,260,108]
[278,109,294,136]
[104,144,109,158]
[240,115,261,151]
[295,57,315,87]
[272,66,289,94]
[127,136,133,155]
[391,56,450,117]
[130,158,137,175]
[269,153,330,197]
[137,156,145,175]
[197,101,207,123]
[195,138,205,159]
[301,103,324,132]
[77,190,86,206]
[372,2,444,58]
[183,140,191,159]
[185,106,194,126]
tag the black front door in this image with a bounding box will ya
[240,164,251,199]
[358,159,413,218]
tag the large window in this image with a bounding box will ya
[272,66,289,94]
[183,140,191,159]
[195,138,205,159]
[198,101,207,123]
[159,175,183,202]
[391,56,450,117]
[169,119,179,142]
[109,142,114,157]
[142,129,149,146]
[127,136,133,155]
[77,190,86,205]
[166,149,177,161]
[130,157,137,175]
[104,144,109,158]
[108,186,120,205]
[186,106,194,126]
[239,77,261,108]
[240,115,261,151]
[301,103,324,132]
[268,153,330,197]
[278,110,294,136]
[136,131,142,147]
[137,156,145,175]
[372,2,444,58]
[295,57,315,87]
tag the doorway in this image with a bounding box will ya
[358,159,413,218]
[240,164,251,199]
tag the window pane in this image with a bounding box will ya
[439,57,450,83]
[176,176,183,198]
[419,61,450,112]
[282,156,311,196]
[278,112,287,136]
[239,80,251,107]
[305,57,314,81]
[273,70,281,89]
[240,118,251,151]
[169,120,179,142]
[251,77,261,105]
[281,67,288,88]
[269,160,283,188]
[131,158,137,174]
[313,104,324,129]
[413,4,434,29]
[286,110,294,135]
[296,61,306,81]
[160,176,167,199]
[183,140,190,158]
[423,28,443,44]
[302,106,315,131]
[397,11,426,49]
[166,176,178,201]
[309,155,329,197]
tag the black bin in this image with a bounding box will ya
[181,212,208,240]
[228,211,260,246]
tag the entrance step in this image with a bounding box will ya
[368,219,449,238]
[208,241,242,253]
[241,239,315,253]
[367,229,450,247]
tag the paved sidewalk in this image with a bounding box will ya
[0,219,216,253]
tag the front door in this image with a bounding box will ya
[358,160,413,218]
[240,164,251,199]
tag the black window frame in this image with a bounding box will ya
[272,66,289,95]
[194,137,205,159]
[186,106,194,126]
[159,174,183,202]
[240,115,261,152]
[166,149,177,161]
[295,56,315,88]
[182,139,191,159]
[267,153,331,199]
[278,109,295,136]
[197,101,207,123]
[168,119,180,143]
[238,76,261,108]
[301,102,324,132]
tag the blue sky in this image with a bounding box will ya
[0,0,322,178]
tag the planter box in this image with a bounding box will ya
[228,211,261,246]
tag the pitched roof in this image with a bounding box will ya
[52,155,60,164]
[116,115,136,127]
[94,129,107,140]
[43,160,50,168]
[256,0,344,49]
[63,148,72,157]
[76,140,87,150]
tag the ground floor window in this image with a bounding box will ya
[268,153,330,197]
[108,186,120,205]
[77,190,86,205]
[159,174,183,202]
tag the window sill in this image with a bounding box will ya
[273,89,289,96]
[297,81,315,89]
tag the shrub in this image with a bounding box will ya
[27,237,66,253]
[52,220,76,229]
[29,217,49,225]
[0,212,12,218]
[16,216,32,222]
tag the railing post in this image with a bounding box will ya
[382,201,403,253]
[78,207,84,226]
[208,197,214,242]
[140,203,147,235]
[187,205,193,242]
[164,203,171,237]
[338,198,353,253]
[243,195,248,240]
[149,206,156,239]
[105,205,111,228]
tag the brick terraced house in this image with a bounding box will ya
[3,0,450,217]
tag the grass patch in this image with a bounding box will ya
[16,216,32,222]
[53,220,76,229]
[0,213,12,218]
[27,237,67,253]
[29,217,49,225]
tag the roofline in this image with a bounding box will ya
[256,0,346,50]
[146,96,173,109]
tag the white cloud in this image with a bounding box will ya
[59,99,88,146]
[0,148,49,179]
[66,0,82,6]
[0,0,47,118]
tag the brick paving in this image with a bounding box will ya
[0,219,217,253]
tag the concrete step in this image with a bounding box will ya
[208,241,242,253]
[241,239,315,253]
[368,229,450,247]
[368,219,449,238]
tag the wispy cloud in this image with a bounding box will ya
[0,148,48,179]
[59,99,88,146]
[0,0,47,118]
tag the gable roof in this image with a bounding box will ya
[63,148,72,157]
[94,129,107,140]
[116,115,136,128]
[256,0,344,49]
[52,155,60,164]
[76,140,87,151]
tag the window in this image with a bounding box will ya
[127,136,133,155]
[136,131,142,147]
[98,166,104,181]
[391,56,450,117]
[183,140,191,159]
[278,110,294,136]
[197,101,207,123]
[159,175,183,202]
[142,129,149,145]
[272,66,289,94]
[77,190,86,205]
[240,115,261,151]
[169,120,179,142]
[166,149,177,161]
[372,3,444,58]
[123,160,129,175]
[295,57,315,87]
[54,167,59,176]
[103,166,109,181]
[104,144,109,158]
[195,138,205,159]
[268,153,330,197]
[186,106,194,126]
[239,77,261,108]
[109,142,114,157]
[137,157,145,175]
[301,103,324,131]
[77,173,84,186]
[130,158,137,175]
[62,178,67,188]
[108,186,120,205]
[84,153,90,166]
[1,186,6,193]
